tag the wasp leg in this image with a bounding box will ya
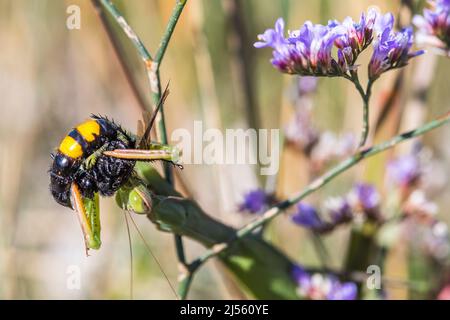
[84,143,109,170]
[70,183,101,254]
[117,131,133,145]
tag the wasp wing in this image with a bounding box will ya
[138,82,171,150]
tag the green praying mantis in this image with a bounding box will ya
[69,85,183,252]
[63,85,300,299]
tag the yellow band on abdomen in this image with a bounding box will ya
[59,136,83,158]
[76,120,100,142]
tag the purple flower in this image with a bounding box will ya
[387,155,421,187]
[334,8,379,63]
[239,189,270,214]
[254,18,287,50]
[254,18,347,76]
[413,0,450,55]
[327,281,358,300]
[292,264,309,283]
[369,22,424,80]
[325,197,353,224]
[349,183,380,211]
[291,203,321,227]
[256,9,423,81]
[291,202,331,232]
[292,265,357,300]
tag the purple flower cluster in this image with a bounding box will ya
[332,8,378,64]
[387,154,421,187]
[291,203,332,233]
[414,0,450,55]
[238,189,272,214]
[291,183,382,233]
[326,197,353,224]
[255,8,423,80]
[369,16,424,80]
[292,265,357,300]
[254,18,347,76]
[404,191,449,260]
[348,183,381,211]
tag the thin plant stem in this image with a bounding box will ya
[98,0,190,299]
[99,0,153,63]
[151,0,188,148]
[311,232,331,269]
[349,72,373,147]
[177,268,194,300]
[188,110,450,272]
[154,0,188,65]
[150,0,189,299]
[363,80,373,144]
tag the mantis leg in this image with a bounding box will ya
[84,143,109,170]
[103,144,182,167]
[70,183,101,253]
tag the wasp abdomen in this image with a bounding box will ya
[50,116,135,208]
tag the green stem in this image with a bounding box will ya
[311,232,331,269]
[150,0,188,299]
[361,80,373,146]
[350,72,372,147]
[154,0,187,65]
[177,271,194,299]
[151,0,188,179]
[189,111,450,269]
[99,0,190,299]
[99,0,153,63]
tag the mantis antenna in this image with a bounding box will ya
[126,210,179,300]
[122,210,134,299]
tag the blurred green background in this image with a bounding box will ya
[0,0,449,299]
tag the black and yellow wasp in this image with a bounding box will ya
[49,87,181,252]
